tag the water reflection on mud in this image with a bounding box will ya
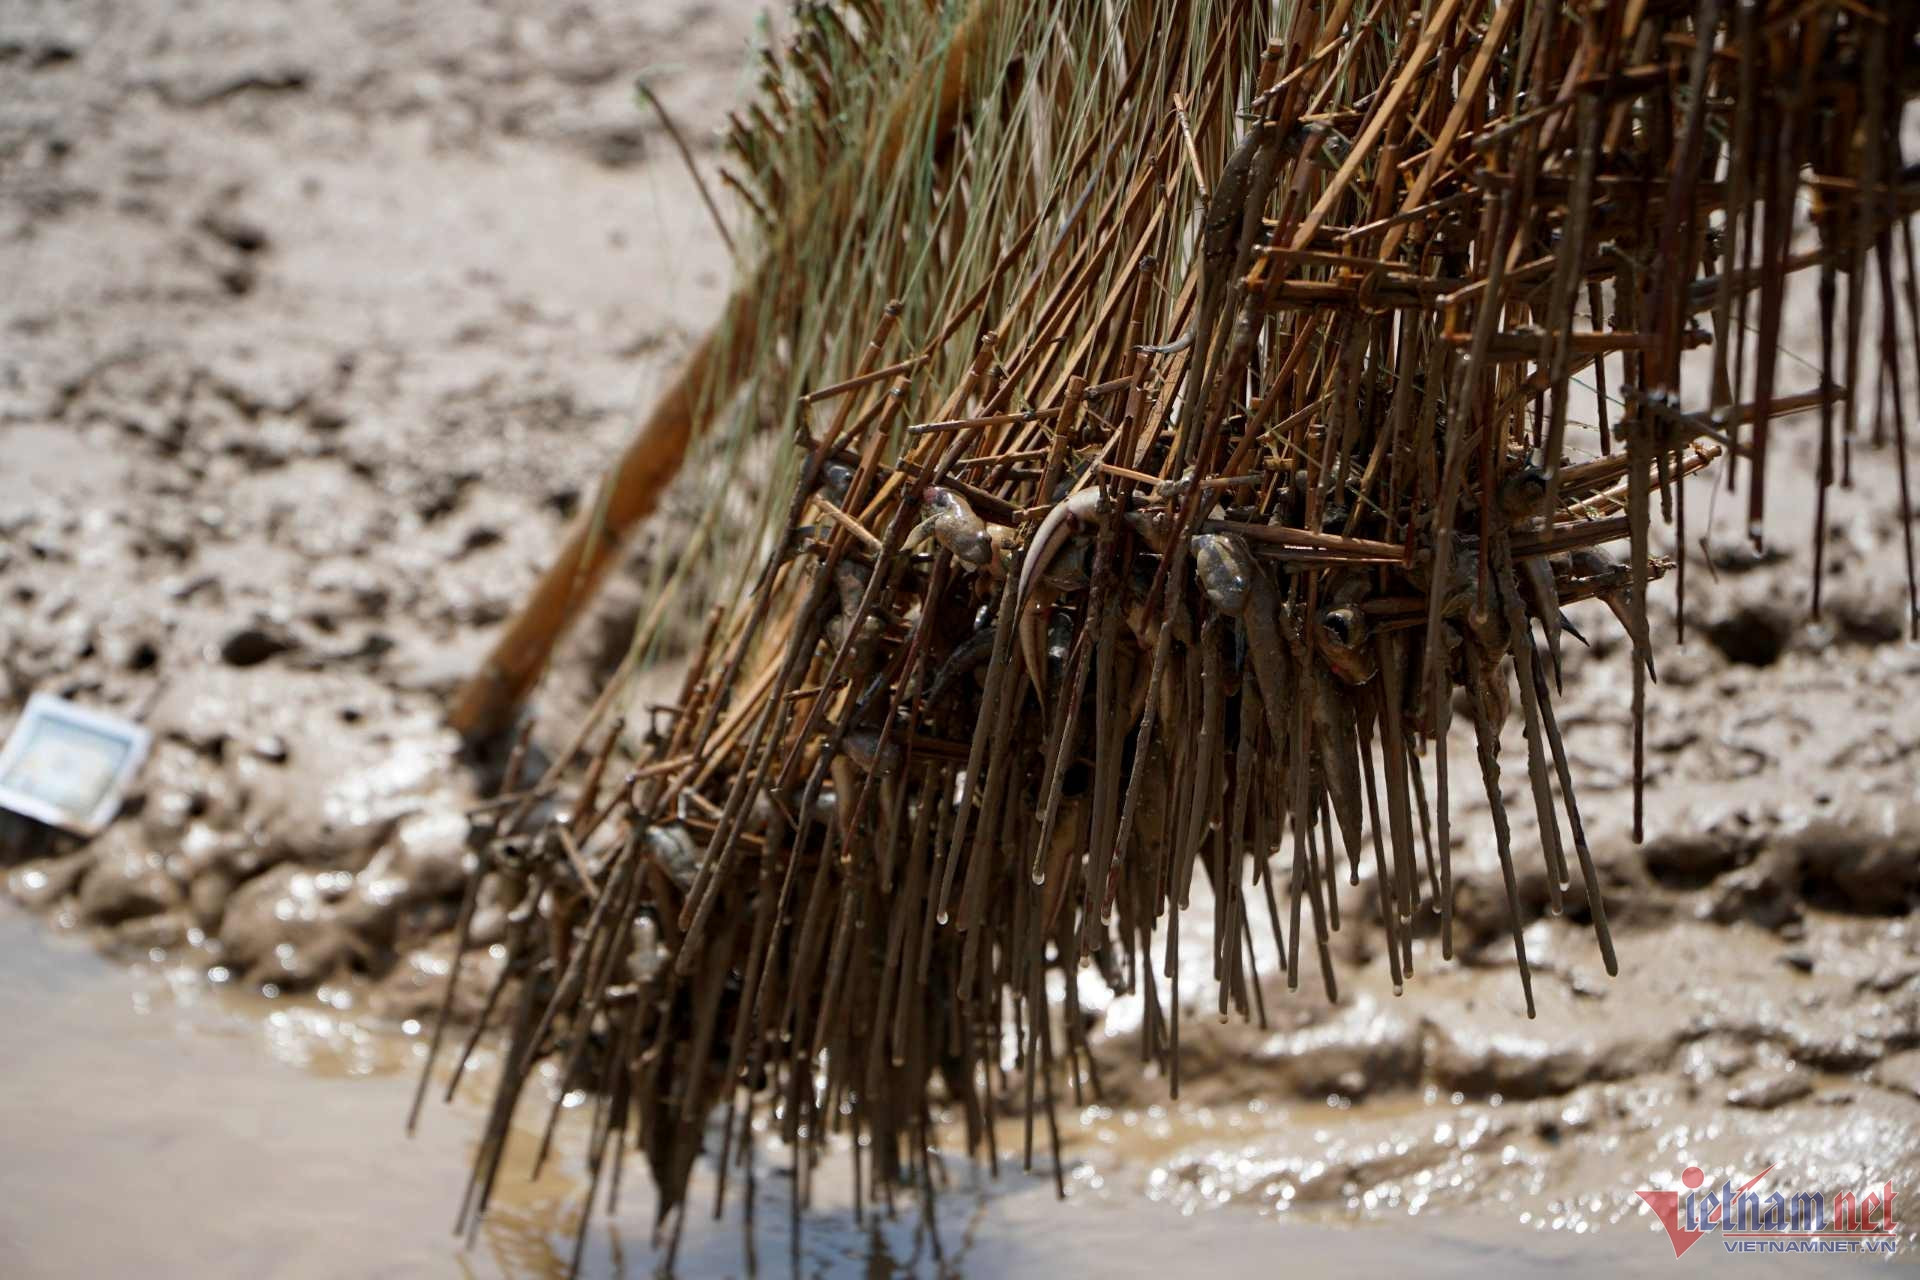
[1,906,1852,1279]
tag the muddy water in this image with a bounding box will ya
[0,904,1854,1278]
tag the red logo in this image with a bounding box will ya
[1636,1163,1899,1258]
[1637,1164,1776,1258]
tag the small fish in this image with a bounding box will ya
[1497,462,1550,525]
[1517,554,1568,689]
[1311,669,1367,882]
[1018,488,1103,607]
[910,486,997,570]
[926,628,997,702]
[627,914,666,983]
[819,460,856,504]
[1192,532,1254,617]
[1316,604,1377,685]
[1570,547,1657,682]
[1018,488,1103,699]
[841,727,902,776]
[642,823,703,892]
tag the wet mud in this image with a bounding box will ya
[0,907,1850,1278]
[4,0,1919,1273]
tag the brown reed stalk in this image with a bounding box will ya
[425,2,1920,1272]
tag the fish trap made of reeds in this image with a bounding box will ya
[417,0,1920,1269]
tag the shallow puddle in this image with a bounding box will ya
[0,907,1862,1278]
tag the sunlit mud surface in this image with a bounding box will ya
[0,901,1858,1280]
[5,0,1920,1276]
[0,904,1892,1278]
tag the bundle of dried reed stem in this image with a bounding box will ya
[421,0,1920,1270]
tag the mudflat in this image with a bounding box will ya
[3,1,1916,1275]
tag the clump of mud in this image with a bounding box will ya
[4,667,491,1014]
[1,0,754,1014]
[1066,463,1920,1243]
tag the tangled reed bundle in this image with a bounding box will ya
[419,0,1920,1269]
